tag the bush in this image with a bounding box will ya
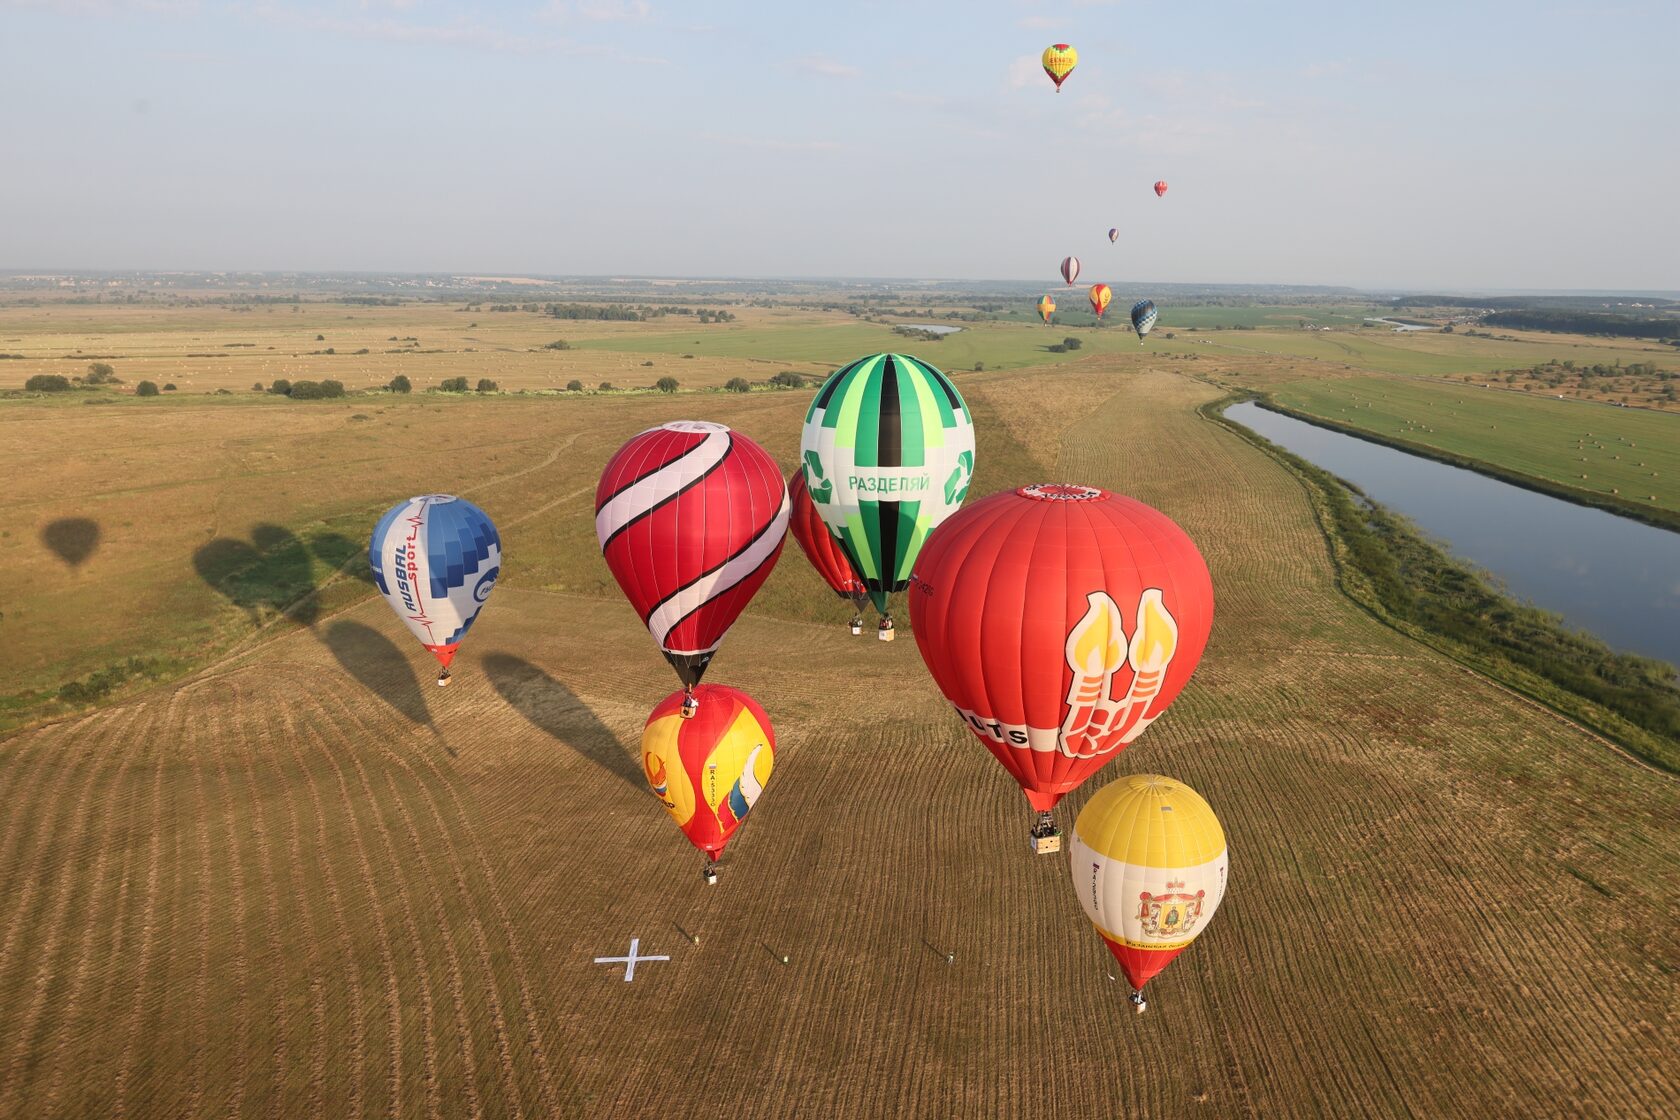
[85,362,120,384]
[439,376,469,393]
[566,379,584,391]
[1047,344,1067,353]
[642,360,654,367]
[252,382,264,391]
[163,383,178,391]
[769,371,806,388]
[315,334,325,341]
[598,381,615,391]
[387,374,411,393]
[1062,337,1082,350]
[25,374,72,392]
[270,379,292,395]
[725,377,751,393]
[476,378,498,392]
[136,380,160,397]
[656,376,680,393]
[544,339,572,350]
[973,362,984,372]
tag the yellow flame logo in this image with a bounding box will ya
[1067,592,1126,678]
[1128,589,1179,675]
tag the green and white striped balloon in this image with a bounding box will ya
[799,353,976,616]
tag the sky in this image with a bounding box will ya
[2,0,1677,291]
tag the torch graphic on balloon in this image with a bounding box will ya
[1060,590,1180,759]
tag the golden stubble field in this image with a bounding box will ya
[1,345,1676,1117]
[0,301,841,394]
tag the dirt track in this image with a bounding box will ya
[1,363,1675,1118]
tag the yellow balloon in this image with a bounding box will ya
[1069,774,1228,1007]
[1042,43,1077,91]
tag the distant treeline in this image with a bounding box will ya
[1483,310,1680,340]
[480,302,740,322]
[1393,294,1680,312]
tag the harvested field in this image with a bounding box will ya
[2,357,1675,1118]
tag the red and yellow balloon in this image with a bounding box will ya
[1069,773,1228,1012]
[642,684,776,882]
[1042,43,1077,92]
[1089,283,1112,320]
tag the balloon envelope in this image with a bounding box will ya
[596,421,789,688]
[1108,228,1119,244]
[1070,773,1228,992]
[787,467,867,604]
[369,494,500,671]
[642,684,776,859]
[1041,43,1077,91]
[1036,295,1056,324]
[1130,299,1158,341]
[1060,256,1080,286]
[908,483,1213,811]
[800,353,975,616]
[1089,283,1112,319]
[1154,180,1169,197]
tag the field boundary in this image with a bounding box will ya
[1246,391,1680,533]
[1200,388,1678,777]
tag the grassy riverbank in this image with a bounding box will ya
[1208,394,1680,773]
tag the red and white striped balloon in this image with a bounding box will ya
[596,421,789,693]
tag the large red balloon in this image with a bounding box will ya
[1154,180,1169,197]
[908,483,1213,813]
[787,468,868,614]
[596,421,788,690]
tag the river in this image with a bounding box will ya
[1226,401,1680,666]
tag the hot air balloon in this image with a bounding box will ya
[1108,228,1119,244]
[800,353,975,641]
[1089,283,1112,320]
[1154,180,1168,197]
[1070,774,1228,1012]
[907,483,1213,849]
[1041,43,1077,92]
[642,684,776,884]
[369,494,500,686]
[1037,295,1056,325]
[1060,256,1080,286]
[1130,299,1158,343]
[597,421,789,715]
[788,467,870,635]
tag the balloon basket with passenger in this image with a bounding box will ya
[702,853,719,886]
[1029,810,1063,855]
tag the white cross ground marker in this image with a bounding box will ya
[593,938,670,983]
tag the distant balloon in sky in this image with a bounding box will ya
[1069,773,1229,1013]
[1061,256,1080,286]
[642,683,776,884]
[1108,228,1119,244]
[1089,283,1112,320]
[1130,299,1158,342]
[596,421,789,713]
[369,494,500,686]
[1041,43,1077,92]
[1154,180,1169,198]
[1037,294,1056,325]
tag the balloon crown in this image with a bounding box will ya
[1017,483,1108,503]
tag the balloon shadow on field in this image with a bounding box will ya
[482,653,643,791]
[193,523,323,626]
[42,518,100,568]
[325,619,433,726]
[310,530,377,588]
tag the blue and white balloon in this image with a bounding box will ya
[1130,299,1158,343]
[369,494,500,684]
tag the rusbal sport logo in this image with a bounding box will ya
[473,566,499,603]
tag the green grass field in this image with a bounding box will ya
[1184,325,1672,378]
[1270,375,1680,510]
